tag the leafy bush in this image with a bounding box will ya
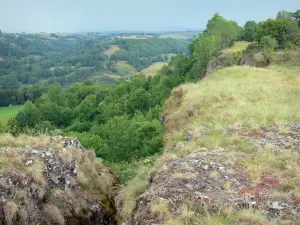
[96,115,163,162]
[260,36,278,61]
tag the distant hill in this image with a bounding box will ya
[0,32,192,89]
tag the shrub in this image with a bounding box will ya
[97,115,163,162]
[260,36,278,61]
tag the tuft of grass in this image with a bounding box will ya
[238,147,281,182]
[237,210,268,224]
[0,133,49,148]
[117,165,156,219]
[151,202,169,214]
[209,171,219,179]
[43,204,65,225]
[164,204,237,225]
[26,159,45,186]
[4,201,18,224]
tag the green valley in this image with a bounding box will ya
[0,5,300,225]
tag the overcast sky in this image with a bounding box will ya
[0,0,299,33]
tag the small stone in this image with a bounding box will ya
[219,166,226,172]
[270,202,284,210]
[31,150,39,154]
[25,160,33,166]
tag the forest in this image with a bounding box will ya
[1,9,300,181]
[0,32,190,106]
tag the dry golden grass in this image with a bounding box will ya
[4,201,18,224]
[104,45,120,56]
[164,65,300,149]
[222,41,251,54]
[115,60,137,75]
[117,165,156,219]
[113,35,151,39]
[159,34,189,39]
[151,202,169,214]
[43,204,65,225]
[0,133,50,148]
[141,62,167,76]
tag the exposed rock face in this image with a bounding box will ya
[0,135,119,225]
[203,52,269,77]
[130,125,300,225]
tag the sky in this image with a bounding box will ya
[0,0,299,33]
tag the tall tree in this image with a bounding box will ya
[292,10,300,26]
[242,21,258,42]
[276,10,293,19]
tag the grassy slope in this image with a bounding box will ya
[0,105,24,124]
[222,41,251,54]
[141,62,167,76]
[115,60,137,75]
[164,65,300,149]
[117,56,300,224]
[104,45,120,56]
[155,63,300,224]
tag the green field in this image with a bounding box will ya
[115,60,137,75]
[104,45,120,56]
[0,105,24,123]
[142,62,167,76]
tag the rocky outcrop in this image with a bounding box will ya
[203,50,269,77]
[129,125,300,225]
[0,135,119,225]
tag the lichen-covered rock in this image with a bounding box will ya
[129,125,300,225]
[0,134,119,225]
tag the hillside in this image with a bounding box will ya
[0,33,190,87]
[0,134,119,224]
[0,33,191,107]
[125,64,300,224]
[1,8,300,225]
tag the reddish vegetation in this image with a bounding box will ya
[238,177,278,196]
[245,131,265,138]
[260,177,279,185]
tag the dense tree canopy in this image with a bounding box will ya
[242,21,258,42]
[239,9,300,48]
[0,33,190,92]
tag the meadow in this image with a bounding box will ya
[0,105,24,124]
